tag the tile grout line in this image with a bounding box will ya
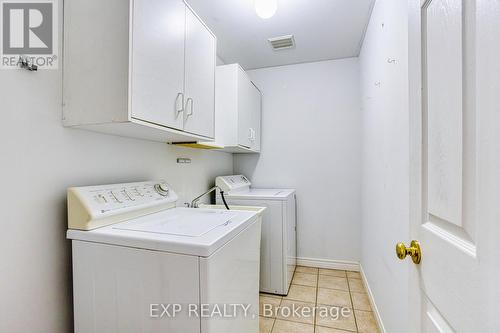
[347,275,360,333]
[260,292,282,333]
[269,296,281,333]
[276,267,319,332]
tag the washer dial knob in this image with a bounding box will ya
[154,183,169,196]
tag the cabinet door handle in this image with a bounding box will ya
[185,98,194,118]
[175,92,184,115]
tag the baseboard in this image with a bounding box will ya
[359,265,386,333]
[296,257,360,271]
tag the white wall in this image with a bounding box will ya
[234,58,362,263]
[0,7,232,333]
[359,0,410,331]
[216,55,226,65]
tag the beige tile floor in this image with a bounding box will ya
[259,266,380,333]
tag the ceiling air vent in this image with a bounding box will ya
[268,35,295,51]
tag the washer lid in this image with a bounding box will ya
[67,207,258,257]
[113,209,237,237]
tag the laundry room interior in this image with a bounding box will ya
[1,0,498,332]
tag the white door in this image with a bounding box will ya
[130,0,185,130]
[183,5,216,139]
[407,0,500,331]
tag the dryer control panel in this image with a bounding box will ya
[216,175,251,192]
[67,181,178,230]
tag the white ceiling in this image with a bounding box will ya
[187,0,375,70]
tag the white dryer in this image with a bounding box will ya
[67,180,263,333]
[215,175,296,295]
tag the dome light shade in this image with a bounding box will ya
[255,0,277,19]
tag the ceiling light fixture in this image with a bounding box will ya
[255,0,277,19]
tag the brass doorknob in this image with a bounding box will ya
[396,240,421,264]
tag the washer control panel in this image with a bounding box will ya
[216,175,251,192]
[68,181,178,230]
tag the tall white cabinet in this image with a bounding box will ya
[215,64,262,153]
[63,0,216,142]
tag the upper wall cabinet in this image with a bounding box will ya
[215,64,262,153]
[63,0,216,142]
[183,8,216,138]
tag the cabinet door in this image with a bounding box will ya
[237,70,254,148]
[249,81,262,152]
[183,7,216,138]
[130,0,185,130]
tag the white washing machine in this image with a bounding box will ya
[215,175,296,295]
[67,180,263,333]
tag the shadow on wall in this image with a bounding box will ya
[60,198,74,330]
[233,154,260,179]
